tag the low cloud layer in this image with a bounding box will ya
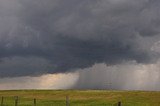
[0,73,78,90]
[1,61,160,91]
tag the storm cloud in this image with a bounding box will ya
[0,0,160,78]
[74,61,160,90]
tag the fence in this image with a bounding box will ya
[0,96,122,106]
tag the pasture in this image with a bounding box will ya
[0,90,160,106]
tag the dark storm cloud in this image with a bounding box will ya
[0,0,160,77]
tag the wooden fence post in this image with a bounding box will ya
[15,96,18,106]
[118,101,121,106]
[1,96,3,106]
[34,98,36,106]
[66,95,69,106]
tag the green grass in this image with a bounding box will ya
[0,90,160,106]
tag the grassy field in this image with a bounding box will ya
[0,90,160,106]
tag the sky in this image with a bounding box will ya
[0,0,160,90]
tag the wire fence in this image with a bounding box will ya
[1,96,160,106]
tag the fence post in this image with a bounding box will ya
[15,96,18,106]
[66,95,69,106]
[118,101,121,106]
[34,98,36,106]
[1,96,3,106]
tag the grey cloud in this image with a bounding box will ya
[0,73,78,90]
[0,0,160,77]
[0,57,54,77]
[74,62,160,90]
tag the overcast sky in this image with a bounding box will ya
[0,0,160,90]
